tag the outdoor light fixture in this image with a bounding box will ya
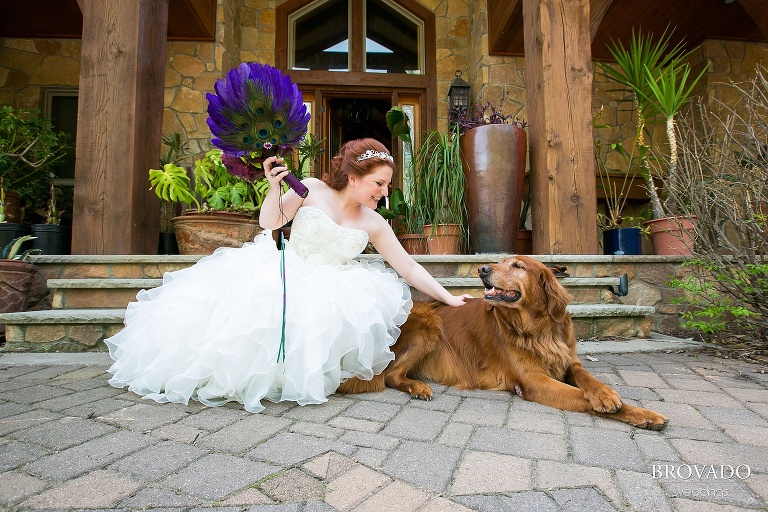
[448,70,470,122]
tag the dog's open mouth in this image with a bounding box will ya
[484,286,522,303]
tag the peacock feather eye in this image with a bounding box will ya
[206,62,311,168]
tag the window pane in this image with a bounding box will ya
[366,0,422,74]
[290,0,349,71]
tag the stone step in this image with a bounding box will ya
[46,276,624,309]
[0,304,655,353]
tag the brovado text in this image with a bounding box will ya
[652,464,751,480]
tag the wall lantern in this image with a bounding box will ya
[448,70,470,121]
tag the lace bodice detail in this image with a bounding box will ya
[287,206,369,263]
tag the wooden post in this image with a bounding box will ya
[72,0,168,254]
[522,0,598,255]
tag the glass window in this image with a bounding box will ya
[366,0,422,74]
[288,0,423,75]
[289,0,349,71]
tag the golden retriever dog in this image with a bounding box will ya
[338,255,668,430]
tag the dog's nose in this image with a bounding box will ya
[479,265,492,278]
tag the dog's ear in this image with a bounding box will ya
[540,268,570,323]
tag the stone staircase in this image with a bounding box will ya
[0,253,681,353]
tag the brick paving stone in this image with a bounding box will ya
[150,422,207,444]
[534,460,621,505]
[743,473,768,505]
[506,410,566,434]
[655,388,743,408]
[0,470,48,506]
[109,439,209,480]
[15,366,76,381]
[470,427,568,461]
[218,487,274,506]
[0,440,51,471]
[282,395,354,422]
[21,469,142,509]
[418,496,475,512]
[0,383,72,404]
[618,369,669,388]
[638,401,714,430]
[669,438,768,473]
[260,468,325,503]
[662,425,733,443]
[0,409,62,436]
[324,464,391,511]
[697,406,768,427]
[62,396,137,418]
[343,400,402,422]
[248,432,354,465]
[338,430,399,451]
[498,491,559,512]
[615,469,673,512]
[569,426,646,471]
[96,401,195,432]
[0,379,38,392]
[549,487,617,512]
[25,430,156,481]
[451,397,509,426]
[664,377,722,392]
[328,415,383,432]
[380,406,450,441]
[35,385,125,411]
[437,421,474,447]
[12,415,116,450]
[197,414,292,453]
[670,498,756,511]
[634,432,682,462]
[443,387,511,401]
[0,401,31,419]
[720,423,768,447]
[407,392,462,413]
[162,453,278,501]
[449,450,532,495]
[355,480,430,512]
[381,440,461,492]
[178,405,248,431]
[352,446,389,468]
[724,387,768,403]
[52,365,109,383]
[611,384,663,402]
[289,420,344,440]
[454,494,512,512]
[120,487,203,508]
[659,479,763,508]
[303,452,357,480]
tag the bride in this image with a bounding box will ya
[106,138,471,412]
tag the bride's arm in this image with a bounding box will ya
[370,219,471,307]
[258,157,306,229]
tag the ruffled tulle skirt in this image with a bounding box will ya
[105,230,412,412]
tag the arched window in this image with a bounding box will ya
[287,0,424,74]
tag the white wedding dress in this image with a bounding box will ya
[106,206,412,412]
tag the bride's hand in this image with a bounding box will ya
[445,293,474,307]
[264,157,289,188]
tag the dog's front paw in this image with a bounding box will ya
[408,382,433,401]
[583,386,622,413]
[622,406,669,430]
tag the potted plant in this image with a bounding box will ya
[413,124,466,254]
[379,107,427,254]
[454,99,528,253]
[30,182,70,255]
[148,147,269,254]
[0,235,42,339]
[0,107,69,249]
[596,28,708,255]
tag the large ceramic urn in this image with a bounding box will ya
[460,124,527,253]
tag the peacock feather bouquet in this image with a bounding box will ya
[206,63,311,197]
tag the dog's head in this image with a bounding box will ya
[478,256,571,322]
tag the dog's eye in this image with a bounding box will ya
[512,262,524,269]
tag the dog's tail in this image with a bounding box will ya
[336,374,386,394]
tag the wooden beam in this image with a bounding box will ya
[72,0,168,254]
[589,0,613,42]
[75,0,84,11]
[488,0,522,54]
[522,0,598,255]
[737,0,768,39]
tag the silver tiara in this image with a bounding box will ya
[356,149,394,163]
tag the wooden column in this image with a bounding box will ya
[522,0,597,255]
[72,0,168,254]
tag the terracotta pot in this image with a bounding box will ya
[397,233,428,255]
[460,124,527,253]
[172,211,263,255]
[515,229,533,255]
[424,224,461,255]
[2,190,23,224]
[0,259,38,337]
[643,216,696,256]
